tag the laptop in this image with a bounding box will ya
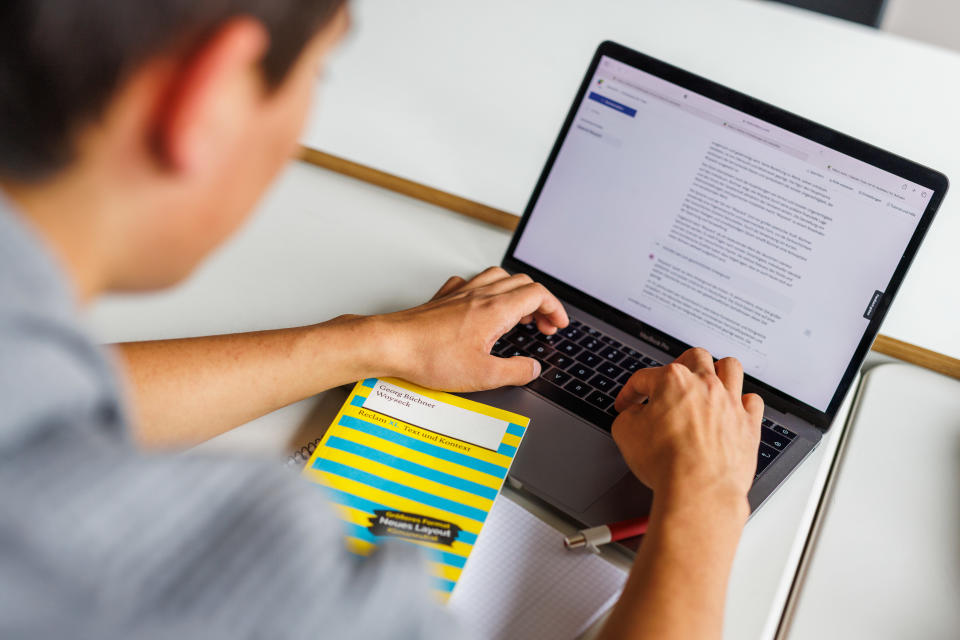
[465,41,948,531]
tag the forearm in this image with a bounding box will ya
[117,315,391,449]
[598,488,749,640]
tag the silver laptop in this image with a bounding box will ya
[465,41,947,533]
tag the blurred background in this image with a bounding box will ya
[767,0,960,51]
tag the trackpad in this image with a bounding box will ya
[466,387,629,513]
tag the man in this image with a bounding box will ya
[0,1,763,638]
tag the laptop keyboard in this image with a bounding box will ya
[493,318,797,479]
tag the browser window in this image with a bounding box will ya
[514,55,932,411]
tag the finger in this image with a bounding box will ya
[458,266,513,292]
[742,393,764,426]
[674,347,715,377]
[482,272,534,295]
[505,282,569,331]
[714,357,744,397]
[533,314,561,335]
[431,276,466,301]
[614,368,657,412]
[519,314,534,325]
[483,355,541,388]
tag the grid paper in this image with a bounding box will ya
[448,497,627,639]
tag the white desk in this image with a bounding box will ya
[784,363,960,639]
[88,161,854,639]
[302,0,960,361]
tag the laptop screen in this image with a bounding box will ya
[513,55,935,412]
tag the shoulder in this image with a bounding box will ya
[0,200,127,448]
[0,305,125,450]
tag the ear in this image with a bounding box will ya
[154,18,269,174]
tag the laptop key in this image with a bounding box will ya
[543,368,571,387]
[586,390,614,410]
[600,346,624,363]
[617,370,633,384]
[503,348,526,358]
[761,428,789,451]
[559,326,582,341]
[527,342,554,360]
[621,357,641,373]
[590,374,616,393]
[768,423,796,440]
[557,340,582,356]
[537,333,561,347]
[756,442,778,476]
[597,362,624,378]
[575,351,603,367]
[518,322,538,334]
[579,336,603,351]
[569,364,594,381]
[546,352,574,369]
[564,379,590,397]
[507,333,533,347]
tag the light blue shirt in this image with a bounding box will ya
[0,195,462,639]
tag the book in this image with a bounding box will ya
[301,377,530,599]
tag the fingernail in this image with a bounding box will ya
[532,360,542,378]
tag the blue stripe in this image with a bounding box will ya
[323,488,478,544]
[325,436,498,500]
[314,458,489,522]
[345,521,376,544]
[350,395,366,408]
[362,378,377,388]
[506,423,526,437]
[336,414,508,479]
[440,551,467,569]
[433,578,457,593]
[496,442,518,457]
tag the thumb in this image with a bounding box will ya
[483,355,541,388]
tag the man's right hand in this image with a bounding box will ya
[598,349,765,640]
[611,347,764,506]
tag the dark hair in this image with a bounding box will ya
[0,0,346,181]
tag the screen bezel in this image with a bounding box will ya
[502,40,949,429]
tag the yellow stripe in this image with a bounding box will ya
[326,428,503,491]
[309,470,484,535]
[316,447,495,513]
[501,433,522,448]
[346,537,376,556]
[382,377,530,426]
[430,562,462,583]
[339,404,516,467]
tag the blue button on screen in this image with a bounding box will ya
[587,92,637,117]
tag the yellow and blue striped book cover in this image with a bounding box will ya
[302,377,529,600]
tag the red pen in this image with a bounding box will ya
[563,516,649,551]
